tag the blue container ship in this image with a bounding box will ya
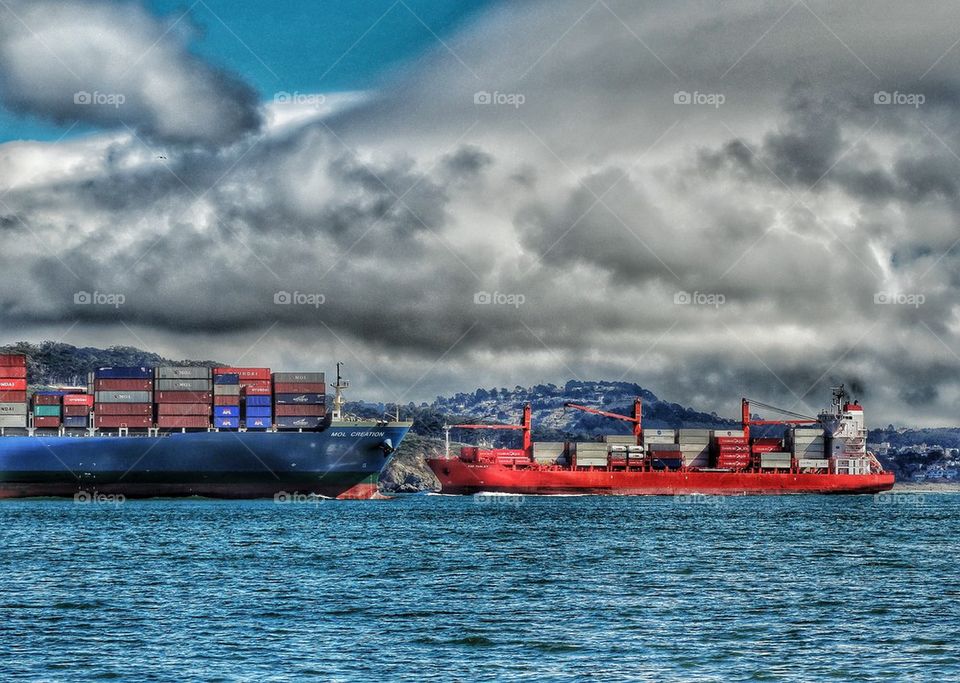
[0,360,412,500]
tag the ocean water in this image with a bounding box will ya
[0,492,957,682]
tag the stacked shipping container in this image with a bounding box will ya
[713,429,749,470]
[213,373,240,429]
[0,354,28,429]
[32,392,62,428]
[214,368,272,430]
[63,393,94,429]
[273,372,326,429]
[155,367,212,429]
[93,367,154,429]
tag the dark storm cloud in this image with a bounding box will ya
[0,0,261,145]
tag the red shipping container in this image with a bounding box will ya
[214,395,240,406]
[273,382,325,393]
[63,394,94,407]
[154,391,212,403]
[157,416,210,429]
[213,367,271,380]
[94,403,153,416]
[751,444,782,453]
[0,391,27,403]
[95,378,153,391]
[242,385,272,396]
[34,417,61,428]
[752,438,782,446]
[97,415,152,428]
[274,404,327,417]
[157,403,212,416]
[715,436,748,445]
[0,379,27,391]
[31,394,61,405]
[0,354,27,367]
[63,405,92,416]
[0,366,27,379]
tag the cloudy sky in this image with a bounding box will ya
[2,0,960,426]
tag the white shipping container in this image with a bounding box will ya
[603,435,637,444]
[712,429,746,438]
[0,415,28,428]
[798,459,829,468]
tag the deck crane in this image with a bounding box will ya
[564,398,642,439]
[443,404,532,458]
[740,398,819,440]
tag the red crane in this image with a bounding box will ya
[740,398,818,440]
[564,398,642,438]
[444,404,532,456]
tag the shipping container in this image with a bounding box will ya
[712,429,745,438]
[275,416,325,429]
[94,367,153,379]
[95,391,152,404]
[31,394,62,405]
[273,393,324,405]
[213,373,240,385]
[0,415,28,428]
[154,366,212,379]
[603,435,637,444]
[272,372,325,383]
[63,405,92,416]
[214,395,239,406]
[157,416,210,429]
[154,391,212,403]
[0,391,27,403]
[245,417,271,429]
[33,405,61,417]
[93,403,153,416]
[214,417,240,429]
[62,394,94,407]
[214,406,240,417]
[648,443,682,452]
[155,379,213,392]
[242,385,272,396]
[34,416,61,428]
[0,403,27,415]
[94,378,153,391]
[274,405,326,417]
[0,379,27,391]
[96,415,152,428]
[0,366,27,379]
[273,382,326,394]
[651,456,683,470]
[0,354,27,367]
[644,428,676,439]
[532,441,568,465]
[798,458,829,469]
[245,406,273,418]
[157,403,212,416]
[213,367,271,380]
[62,415,89,428]
[244,395,272,407]
[212,385,241,396]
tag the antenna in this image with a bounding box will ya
[332,362,349,421]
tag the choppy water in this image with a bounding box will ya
[0,492,957,681]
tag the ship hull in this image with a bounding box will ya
[427,459,895,495]
[0,423,411,500]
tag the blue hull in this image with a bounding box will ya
[0,422,412,499]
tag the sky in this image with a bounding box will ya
[1,0,960,426]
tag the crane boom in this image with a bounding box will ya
[564,398,642,437]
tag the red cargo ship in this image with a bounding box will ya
[426,386,894,495]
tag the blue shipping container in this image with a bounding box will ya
[62,416,88,428]
[214,373,239,385]
[245,417,271,429]
[244,395,271,407]
[245,406,272,418]
[214,417,240,429]
[276,416,325,429]
[95,367,153,379]
[273,393,325,405]
[214,406,240,417]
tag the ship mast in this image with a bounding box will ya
[331,362,349,421]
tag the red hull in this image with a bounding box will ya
[427,459,895,495]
